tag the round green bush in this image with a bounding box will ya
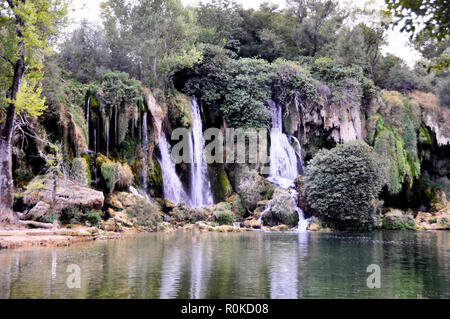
[304,141,385,230]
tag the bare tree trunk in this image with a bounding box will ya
[0,12,25,213]
[0,140,13,212]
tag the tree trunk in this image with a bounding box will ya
[0,14,25,213]
[0,140,13,212]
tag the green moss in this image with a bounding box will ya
[212,202,234,225]
[418,125,432,145]
[368,92,423,195]
[167,92,193,129]
[209,164,233,203]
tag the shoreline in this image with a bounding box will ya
[1,221,448,250]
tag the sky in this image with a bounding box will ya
[68,0,422,67]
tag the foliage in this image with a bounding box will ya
[59,20,111,83]
[96,154,133,193]
[383,0,449,71]
[367,91,422,194]
[287,0,348,56]
[125,197,162,228]
[101,0,199,88]
[167,92,193,128]
[70,157,90,186]
[238,169,265,211]
[266,188,298,226]
[212,202,234,225]
[305,141,385,230]
[271,59,317,106]
[86,210,101,226]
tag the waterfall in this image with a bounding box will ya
[188,98,214,208]
[267,100,299,189]
[85,96,90,146]
[141,112,149,190]
[157,135,190,205]
[106,120,109,158]
[267,101,310,231]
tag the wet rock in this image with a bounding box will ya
[241,218,262,229]
[263,188,298,227]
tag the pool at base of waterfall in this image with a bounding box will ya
[0,231,448,299]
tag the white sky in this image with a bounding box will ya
[68,0,422,67]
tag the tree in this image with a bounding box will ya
[101,0,200,89]
[304,141,385,230]
[0,0,67,212]
[59,20,111,83]
[384,0,450,71]
[287,0,348,56]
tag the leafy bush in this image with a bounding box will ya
[183,46,272,128]
[96,154,133,193]
[212,202,234,225]
[126,198,162,228]
[86,210,101,226]
[305,141,385,230]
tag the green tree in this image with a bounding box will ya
[305,141,385,230]
[101,0,200,89]
[287,0,348,56]
[59,20,111,83]
[0,0,67,212]
[384,0,450,71]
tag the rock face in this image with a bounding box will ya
[142,88,165,145]
[23,176,104,219]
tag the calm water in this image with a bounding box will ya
[0,231,449,299]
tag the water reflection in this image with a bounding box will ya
[0,231,448,299]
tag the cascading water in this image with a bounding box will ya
[157,134,190,205]
[267,100,299,189]
[85,96,90,144]
[188,98,214,208]
[141,112,149,190]
[266,100,310,231]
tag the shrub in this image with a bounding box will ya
[305,141,385,230]
[212,202,234,225]
[96,154,133,193]
[86,210,101,226]
[126,198,162,228]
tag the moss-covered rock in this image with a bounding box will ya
[96,154,133,193]
[382,209,417,230]
[208,164,233,203]
[262,188,298,227]
[212,202,234,225]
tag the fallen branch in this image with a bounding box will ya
[19,220,55,229]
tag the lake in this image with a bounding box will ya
[0,230,448,299]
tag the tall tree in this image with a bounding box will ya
[0,0,67,212]
[384,0,450,71]
[287,0,348,56]
[101,0,200,89]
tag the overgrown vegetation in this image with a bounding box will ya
[305,141,385,230]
